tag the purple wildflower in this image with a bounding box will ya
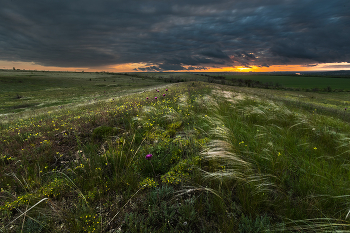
[163,94,165,96]
[146,97,149,99]
[145,154,153,160]
[155,97,158,99]
[166,89,168,91]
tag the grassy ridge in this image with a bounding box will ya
[1,79,350,232]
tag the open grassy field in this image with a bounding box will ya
[1,72,350,232]
[0,70,163,117]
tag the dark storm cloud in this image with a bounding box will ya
[0,0,349,70]
[200,48,230,60]
[134,65,161,72]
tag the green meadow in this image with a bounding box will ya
[0,70,163,116]
[1,71,350,232]
[223,74,350,90]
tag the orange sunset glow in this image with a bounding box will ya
[2,60,350,73]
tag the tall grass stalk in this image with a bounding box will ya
[0,198,49,232]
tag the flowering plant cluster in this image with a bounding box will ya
[145,153,153,160]
[146,88,169,101]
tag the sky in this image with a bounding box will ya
[0,0,349,72]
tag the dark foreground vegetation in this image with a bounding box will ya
[1,71,350,232]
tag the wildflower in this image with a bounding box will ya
[314,147,317,150]
[146,97,149,99]
[145,154,153,160]
[166,89,168,91]
[155,97,158,99]
[163,94,166,96]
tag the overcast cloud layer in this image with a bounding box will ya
[0,0,349,71]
